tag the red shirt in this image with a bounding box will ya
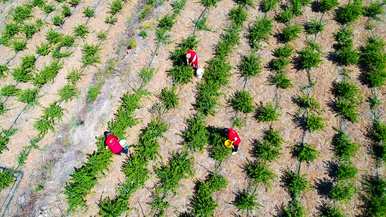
[186,49,198,69]
[105,134,123,154]
[227,128,241,146]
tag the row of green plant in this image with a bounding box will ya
[186,173,227,217]
[63,0,170,210]
[98,119,168,217]
[64,90,144,210]
[332,73,363,123]
[282,4,325,211]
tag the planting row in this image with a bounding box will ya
[64,0,172,212]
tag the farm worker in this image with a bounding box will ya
[186,49,199,70]
[186,49,205,79]
[104,131,129,155]
[225,128,241,155]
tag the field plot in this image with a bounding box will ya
[0,0,385,216]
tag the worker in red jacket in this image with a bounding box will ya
[225,128,241,155]
[104,131,129,155]
[186,49,199,70]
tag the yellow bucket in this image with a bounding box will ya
[224,140,233,149]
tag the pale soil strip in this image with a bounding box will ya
[0,0,107,168]
[3,0,141,216]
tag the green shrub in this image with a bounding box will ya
[33,61,62,87]
[269,57,290,71]
[270,72,292,89]
[334,98,359,122]
[182,114,208,151]
[97,31,107,41]
[139,67,155,85]
[0,129,17,154]
[190,173,226,217]
[37,43,50,56]
[12,55,37,82]
[83,7,95,18]
[335,47,359,65]
[239,53,261,78]
[329,180,356,201]
[12,40,27,52]
[336,162,357,180]
[69,0,80,6]
[334,27,353,49]
[305,113,325,132]
[371,121,386,142]
[215,28,241,58]
[281,25,302,42]
[260,0,278,12]
[168,65,194,84]
[229,6,247,27]
[318,0,338,12]
[362,176,386,217]
[158,15,175,31]
[335,0,363,24]
[364,1,384,18]
[319,205,344,217]
[160,87,178,110]
[0,85,19,97]
[62,5,72,17]
[87,84,102,103]
[282,170,309,198]
[74,24,89,38]
[52,15,64,26]
[282,200,305,217]
[333,80,362,103]
[13,4,33,23]
[332,131,359,161]
[249,17,272,48]
[230,90,254,113]
[82,44,100,65]
[0,170,15,190]
[156,152,193,193]
[110,0,123,15]
[276,8,293,23]
[43,4,55,14]
[304,20,324,35]
[22,23,40,39]
[104,15,117,24]
[255,102,280,122]
[360,37,386,87]
[245,161,275,185]
[297,43,322,70]
[17,88,39,105]
[254,129,283,161]
[0,65,8,78]
[295,95,321,111]
[201,0,220,8]
[234,190,260,212]
[59,84,78,102]
[46,29,63,44]
[273,45,293,58]
[292,143,318,163]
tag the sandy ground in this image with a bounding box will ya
[0,1,385,217]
